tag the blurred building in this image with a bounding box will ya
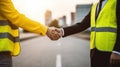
[58,15,67,27]
[45,10,52,26]
[73,4,92,31]
[62,16,67,26]
[71,12,76,25]
[75,4,92,24]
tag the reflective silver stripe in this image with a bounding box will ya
[0,33,19,42]
[0,20,18,29]
[91,27,117,33]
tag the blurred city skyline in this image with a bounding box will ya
[12,0,98,25]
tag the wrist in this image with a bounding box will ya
[61,28,64,36]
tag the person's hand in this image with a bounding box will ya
[110,53,120,66]
[46,27,63,40]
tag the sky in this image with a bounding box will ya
[12,0,98,25]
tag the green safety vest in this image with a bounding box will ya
[90,0,117,52]
[0,16,20,56]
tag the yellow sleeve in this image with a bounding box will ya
[0,0,47,36]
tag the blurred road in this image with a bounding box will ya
[13,34,90,67]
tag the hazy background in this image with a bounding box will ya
[12,0,98,25]
[12,0,98,67]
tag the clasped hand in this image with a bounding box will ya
[46,27,62,40]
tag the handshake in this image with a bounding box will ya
[46,27,63,40]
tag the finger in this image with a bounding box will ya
[50,33,61,40]
[50,34,59,40]
[47,33,58,40]
[47,29,62,40]
[54,29,62,36]
[55,28,60,33]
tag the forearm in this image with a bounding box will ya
[0,0,47,35]
[63,12,90,37]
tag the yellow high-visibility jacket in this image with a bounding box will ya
[90,0,117,52]
[0,0,47,56]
